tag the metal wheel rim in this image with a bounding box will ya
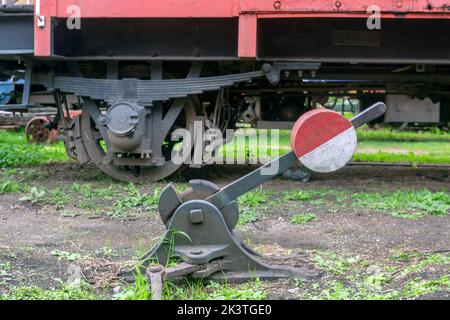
[80,98,197,183]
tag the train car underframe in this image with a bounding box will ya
[1,3,450,182]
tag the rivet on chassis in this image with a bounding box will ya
[273,1,282,10]
[335,1,342,9]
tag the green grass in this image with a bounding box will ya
[238,188,268,207]
[281,188,450,219]
[0,126,449,168]
[70,183,118,200]
[238,207,259,226]
[283,190,325,202]
[402,275,449,298]
[291,213,316,224]
[299,250,450,300]
[401,253,450,275]
[1,282,100,300]
[352,189,450,217]
[14,179,160,219]
[357,127,450,142]
[313,251,361,276]
[0,178,20,194]
[51,250,84,262]
[309,275,449,300]
[108,183,160,218]
[221,127,450,165]
[0,130,69,168]
[355,140,450,164]
[116,270,267,300]
[19,186,46,204]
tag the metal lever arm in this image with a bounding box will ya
[207,151,299,210]
[350,102,386,129]
[206,102,387,209]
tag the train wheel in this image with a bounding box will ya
[25,117,58,145]
[79,98,197,183]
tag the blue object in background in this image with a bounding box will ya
[0,79,14,105]
[0,78,23,105]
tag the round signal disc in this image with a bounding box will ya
[290,109,357,173]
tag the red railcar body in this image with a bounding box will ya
[35,0,450,57]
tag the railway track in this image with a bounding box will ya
[228,160,450,169]
[347,162,450,169]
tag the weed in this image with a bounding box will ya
[364,273,392,290]
[77,202,96,210]
[0,130,69,168]
[390,250,424,261]
[0,179,20,194]
[402,275,450,298]
[390,212,424,220]
[21,244,34,254]
[162,280,208,300]
[314,251,360,276]
[207,279,267,300]
[1,282,99,300]
[401,253,450,275]
[19,187,46,204]
[0,262,12,277]
[283,190,322,202]
[51,250,83,262]
[163,230,191,268]
[352,190,450,217]
[70,183,117,200]
[96,241,117,258]
[109,184,160,217]
[238,207,259,225]
[146,187,162,206]
[321,281,356,300]
[131,238,151,260]
[116,274,267,301]
[115,269,150,300]
[60,210,80,218]
[239,187,267,207]
[45,188,71,206]
[300,249,450,300]
[291,213,316,224]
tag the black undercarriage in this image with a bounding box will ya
[1,6,449,181]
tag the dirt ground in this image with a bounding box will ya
[0,163,449,300]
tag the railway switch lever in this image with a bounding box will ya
[135,102,387,285]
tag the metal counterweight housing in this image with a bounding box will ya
[104,100,145,152]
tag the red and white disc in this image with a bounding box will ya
[290,109,357,173]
